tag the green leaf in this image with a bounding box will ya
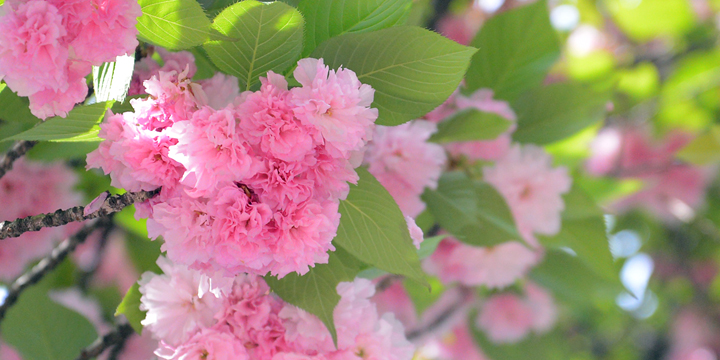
[677,125,720,165]
[125,230,162,275]
[137,0,214,50]
[2,102,113,142]
[203,0,305,91]
[26,142,100,162]
[538,186,617,282]
[429,109,512,143]
[512,82,609,145]
[417,234,446,259]
[403,277,444,316]
[422,171,521,247]
[334,167,427,285]
[604,0,695,41]
[465,0,560,101]
[531,250,622,306]
[92,55,135,103]
[298,0,412,56]
[311,26,477,126]
[0,83,41,125]
[115,283,146,334]
[1,286,98,360]
[265,247,363,346]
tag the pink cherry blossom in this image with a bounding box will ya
[371,280,418,329]
[198,73,241,110]
[139,256,230,347]
[129,49,197,97]
[156,328,249,360]
[423,237,538,288]
[238,72,317,163]
[133,67,208,131]
[525,282,558,333]
[0,0,68,96]
[215,274,291,359]
[476,293,534,344]
[483,145,572,245]
[291,58,378,158]
[205,183,274,274]
[0,341,23,360]
[169,107,260,196]
[87,111,185,192]
[364,120,447,217]
[27,59,90,118]
[147,191,215,270]
[57,0,141,65]
[436,5,484,45]
[281,278,415,360]
[406,216,424,249]
[433,326,489,360]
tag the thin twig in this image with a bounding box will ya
[0,222,106,322]
[77,218,116,291]
[76,323,134,360]
[0,188,160,240]
[0,140,37,180]
[405,286,474,341]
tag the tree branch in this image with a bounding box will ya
[0,140,37,180]
[76,323,134,360]
[0,188,160,240]
[0,222,106,322]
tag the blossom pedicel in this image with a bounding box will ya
[88,58,378,278]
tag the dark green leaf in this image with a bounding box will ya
[311,26,477,126]
[403,277,444,316]
[465,0,560,101]
[0,83,40,125]
[298,0,411,56]
[137,0,214,50]
[92,55,135,103]
[538,186,618,282]
[1,286,98,360]
[512,82,609,145]
[265,247,363,346]
[26,142,99,162]
[417,235,446,259]
[531,250,622,306]
[422,172,521,247]
[334,167,426,285]
[125,230,162,275]
[204,0,305,91]
[2,102,113,142]
[115,283,146,334]
[429,109,512,143]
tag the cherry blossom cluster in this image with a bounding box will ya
[0,159,82,280]
[87,57,378,278]
[419,89,571,290]
[138,257,414,360]
[129,48,241,111]
[363,120,447,218]
[0,0,140,118]
[587,126,710,221]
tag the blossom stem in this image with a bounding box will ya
[0,140,37,180]
[0,222,106,323]
[0,188,160,240]
[76,323,134,360]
